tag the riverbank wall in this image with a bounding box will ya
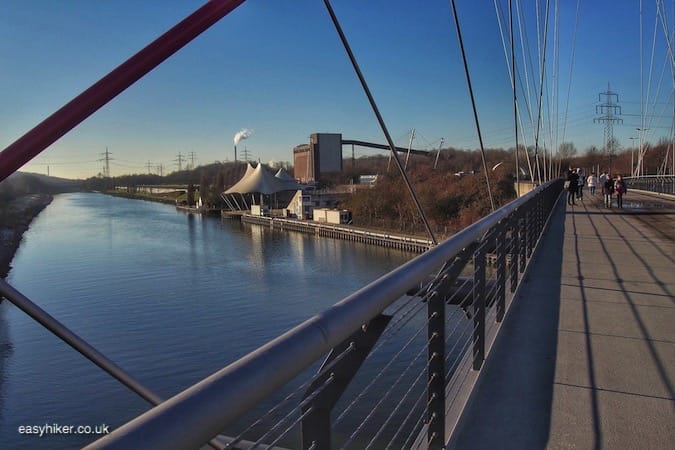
[0,193,53,278]
[241,214,433,253]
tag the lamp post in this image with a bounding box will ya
[636,127,648,177]
[628,136,638,176]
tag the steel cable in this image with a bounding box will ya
[333,313,430,427]
[249,376,334,449]
[364,362,436,449]
[384,377,435,450]
[224,345,353,449]
[340,331,436,449]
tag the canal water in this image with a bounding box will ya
[0,193,415,449]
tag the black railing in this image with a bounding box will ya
[624,175,675,195]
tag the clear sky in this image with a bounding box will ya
[1,0,673,179]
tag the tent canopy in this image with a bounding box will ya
[224,163,299,195]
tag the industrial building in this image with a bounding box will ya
[293,133,343,183]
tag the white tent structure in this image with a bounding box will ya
[225,163,298,195]
[221,163,300,211]
[274,167,300,190]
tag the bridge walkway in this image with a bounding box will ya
[448,191,675,449]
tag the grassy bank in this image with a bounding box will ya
[0,193,53,278]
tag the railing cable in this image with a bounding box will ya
[334,313,430,427]
[224,344,355,449]
[384,376,434,450]
[341,332,435,449]
[249,376,334,450]
[364,358,436,449]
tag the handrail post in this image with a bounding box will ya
[301,315,391,450]
[427,290,445,448]
[495,222,506,322]
[526,206,534,259]
[509,212,520,293]
[519,213,527,274]
[472,242,486,370]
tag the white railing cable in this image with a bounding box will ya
[340,332,434,449]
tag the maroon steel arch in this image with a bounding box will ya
[0,0,246,183]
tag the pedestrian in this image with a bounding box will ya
[599,172,607,186]
[614,174,627,209]
[603,173,614,208]
[587,173,597,195]
[566,167,579,206]
[576,168,585,200]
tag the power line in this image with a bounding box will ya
[594,84,623,174]
[175,152,185,172]
[98,147,113,178]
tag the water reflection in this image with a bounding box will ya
[0,193,415,449]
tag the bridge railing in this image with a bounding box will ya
[83,179,563,450]
[624,175,675,195]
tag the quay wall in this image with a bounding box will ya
[241,215,433,253]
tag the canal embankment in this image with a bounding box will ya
[240,214,433,253]
[0,193,53,278]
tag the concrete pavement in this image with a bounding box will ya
[448,191,675,449]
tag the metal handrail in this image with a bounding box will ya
[624,175,675,195]
[86,179,562,450]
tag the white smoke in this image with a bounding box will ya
[233,128,254,145]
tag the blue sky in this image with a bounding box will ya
[1,0,673,179]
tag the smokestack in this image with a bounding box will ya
[233,129,253,163]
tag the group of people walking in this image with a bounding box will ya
[566,168,627,208]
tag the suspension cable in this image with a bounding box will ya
[510,0,520,193]
[449,0,495,211]
[533,0,551,185]
[322,0,437,245]
[561,0,582,146]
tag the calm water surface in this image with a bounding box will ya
[0,193,414,449]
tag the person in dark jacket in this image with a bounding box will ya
[567,167,579,206]
[603,174,614,208]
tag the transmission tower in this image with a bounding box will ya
[594,84,622,174]
[188,151,197,170]
[99,147,113,177]
[241,146,253,162]
[175,152,185,171]
[145,160,154,174]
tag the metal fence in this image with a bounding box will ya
[624,175,675,195]
[68,179,561,450]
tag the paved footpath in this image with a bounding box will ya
[449,191,675,449]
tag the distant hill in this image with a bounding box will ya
[0,172,82,201]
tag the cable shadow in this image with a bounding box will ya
[604,215,674,301]
[570,210,603,450]
[585,211,675,405]
[619,213,675,265]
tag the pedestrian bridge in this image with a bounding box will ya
[0,0,672,446]
[449,190,675,449]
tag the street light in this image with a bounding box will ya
[628,136,638,176]
[636,127,648,177]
